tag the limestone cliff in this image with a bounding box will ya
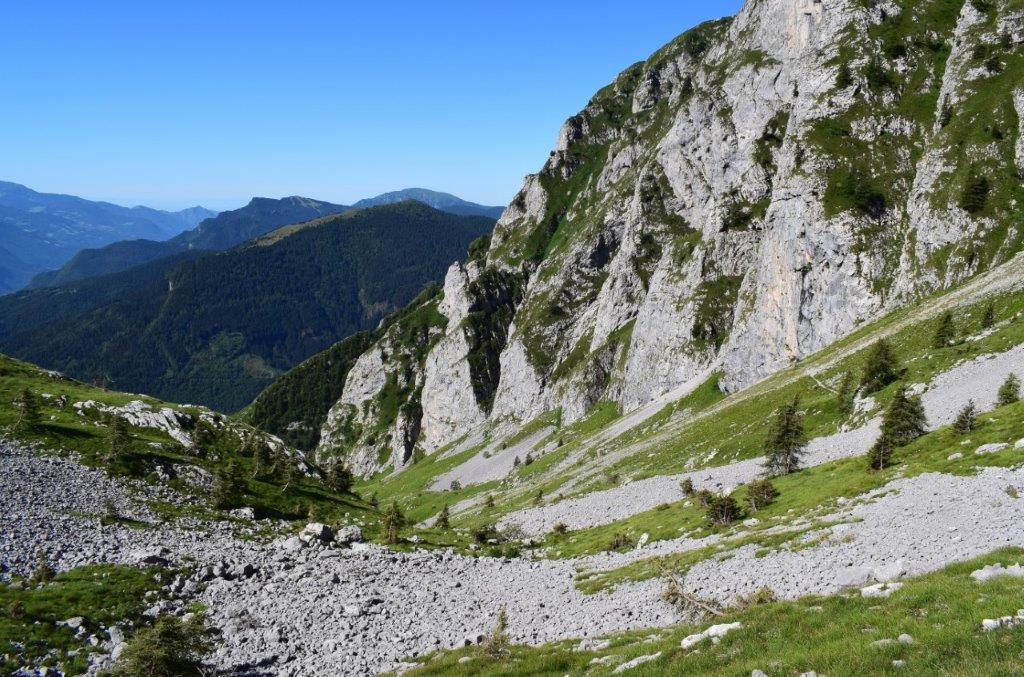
[316,0,1024,476]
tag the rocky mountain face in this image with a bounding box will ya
[306,0,1024,477]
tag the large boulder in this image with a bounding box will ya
[300,522,334,543]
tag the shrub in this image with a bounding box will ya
[695,489,714,507]
[864,58,892,89]
[484,606,510,657]
[484,494,495,509]
[860,340,902,394]
[7,600,25,620]
[706,495,742,526]
[960,173,990,214]
[212,460,246,509]
[835,62,853,89]
[551,522,569,537]
[13,388,40,433]
[473,523,500,544]
[449,479,462,491]
[29,552,55,586]
[532,489,543,505]
[382,501,407,544]
[326,463,353,494]
[982,301,996,329]
[932,311,956,348]
[606,533,636,552]
[998,373,1021,407]
[764,396,807,476]
[836,371,856,415]
[952,400,978,434]
[108,613,213,677]
[747,479,779,511]
[436,504,451,530]
[679,478,695,497]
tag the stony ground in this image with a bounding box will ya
[7,346,1024,675]
[0,441,677,676]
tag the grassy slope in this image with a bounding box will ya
[0,565,164,674]
[401,548,1024,676]
[0,353,384,534]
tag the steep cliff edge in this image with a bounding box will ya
[313,0,1024,476]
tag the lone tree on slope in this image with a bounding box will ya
[880,386,928,446]
[860,340,902,394]
[981,301,996,329]
[952,400,977,434]
[932,311,956,349]
[382,500,407,544]
[866,432,895,471]
[998,373,1020,407]
[836,370,856,415]
[764,396,807,476]
[108,416,130,462]
[13,388,41,433]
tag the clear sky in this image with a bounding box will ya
[1,1,742,211]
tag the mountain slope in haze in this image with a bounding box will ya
[2,202,494,411]
[264,0,1024,478]
[352,188,505,218]
[0,181,213,293]
[28,196,347,289]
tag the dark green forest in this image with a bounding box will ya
[2,202,493,411]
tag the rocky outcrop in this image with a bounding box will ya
[315,0,1024,476]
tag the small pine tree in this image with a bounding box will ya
[252,442,272,478]
[107,416,130,463]
[835,62,853,88]
[880,386,928,446]
[679,477,695,497]
[190,420,216,458]
[932,311,956,349]
[747,479,779,511]
[382,500,407,544]
[30,551,55,585]
[998,373,1021,407]
[532,488,543,505]
[326,463,353,494]
[512,456,521,468]
[952,400,977,434]
[960,173,990,214]
[13,388,41,433]
[836,371,856,415]
[436,504,451,530]
[860,340,902,394]
[484,606,510,657]
[108,613,213,677]
[213,459,246,509]
[981,301,996,329]
[706,495,742,526]
[866,432,895,471]
[764,396,807,476]
[484,494,495,509]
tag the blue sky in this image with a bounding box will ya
[1,1,741,211]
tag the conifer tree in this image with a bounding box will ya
[836,371,856,415]
[747,479,779,511]
[13,388,40,433]
[998,373,1020,407]
[706,494,742,526]
[981,301,996,329]
[252,442,272,479]
[382,500,407,544]
[436,504,451,530]
[213,459,246,509]
[866,432,894,471]
[326,463,353,493]
[952,400,977,434]
[932,311,956,349]
[860,340,902,393]
[764,396,807,476]
[108,416,130,462]
[880,386,928,446]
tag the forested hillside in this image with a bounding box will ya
[2,202,493,411]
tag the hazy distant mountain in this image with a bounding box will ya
[0,181,213,293]
[28,196,348,289]
[352,188,504,218]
